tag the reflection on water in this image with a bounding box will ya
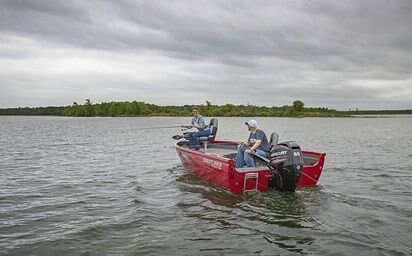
[175,169,324,254]
[177,172,244,208]
[176,168,321,224]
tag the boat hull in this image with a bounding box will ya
[176,141,326,193]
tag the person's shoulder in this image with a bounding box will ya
[257,129,267,137]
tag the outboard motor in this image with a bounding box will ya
[268,141,304,192]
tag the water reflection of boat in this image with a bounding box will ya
[174,119,326,193]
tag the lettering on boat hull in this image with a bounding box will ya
[202,158,223,170]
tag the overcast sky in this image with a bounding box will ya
[1,0,411,110]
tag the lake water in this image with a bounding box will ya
[0,116,411,256]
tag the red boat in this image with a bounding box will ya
[174,118,326,193]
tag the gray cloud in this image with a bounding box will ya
[0,0,411,109]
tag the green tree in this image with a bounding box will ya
[292,100,304,112]
[84,99,94,116]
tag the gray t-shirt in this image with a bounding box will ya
[248,129,270,152]
[191,115,209,132]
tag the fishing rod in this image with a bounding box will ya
[136,125,195,131]
[136,125,183,130]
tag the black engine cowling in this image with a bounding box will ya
[268,141,304,192]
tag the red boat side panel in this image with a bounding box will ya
[298,151,326,187]
[176,147,232,190]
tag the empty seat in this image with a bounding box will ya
[269,132,279,150]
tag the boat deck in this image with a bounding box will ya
[203,147,237,158]
[180,142,238,159]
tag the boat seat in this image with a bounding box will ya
[269,132,279,149]
[199,118,218,151]
[252,132,279,165]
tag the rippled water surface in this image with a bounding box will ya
[1,116,411,256]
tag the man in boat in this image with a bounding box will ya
[181,105,210,150]
[235,119,270,168]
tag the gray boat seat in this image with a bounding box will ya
[269,132,279,150]
[199,118,218,151]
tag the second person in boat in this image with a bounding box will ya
[182,105,210,150]
[236,119,270,168]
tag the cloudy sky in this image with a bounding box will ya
[1,0,411,110]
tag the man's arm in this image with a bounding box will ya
[197,116,205,129]
[250,140,262,151]
[245,140,261,154]
[182,118,195,129]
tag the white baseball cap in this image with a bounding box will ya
[244,119,258,128]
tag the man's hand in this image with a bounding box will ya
[245,149,254,154]
[181,125,194,129]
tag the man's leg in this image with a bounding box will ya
[235,146,246,168]
[256,149,269,159]
[193,130,210,149]
[188,132,196,148]
[244,151,255,167]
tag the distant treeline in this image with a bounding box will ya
[0,100,411,117]
[341,109,412,115]
[0,106,65,116]
[61,100,343,117]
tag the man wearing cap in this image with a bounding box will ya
[235,119,270,168]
